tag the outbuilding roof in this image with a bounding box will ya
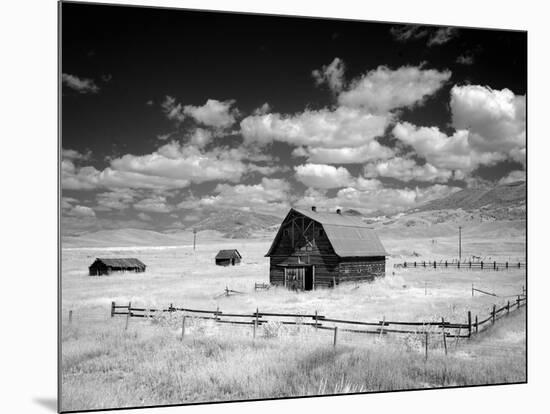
[215,249,242,260]
[91,258,146,268]
[266,208,388,258]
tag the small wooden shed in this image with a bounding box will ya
[88,258,146,276]
[215,249,242,266]
[265,207,387,290]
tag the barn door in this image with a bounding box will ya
[284,267,305,290]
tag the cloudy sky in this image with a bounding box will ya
[61,2,526,234]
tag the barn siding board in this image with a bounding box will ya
[266,208,387,290]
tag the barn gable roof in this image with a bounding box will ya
[265,208,387,258]
[215,249,242,259]
[91,258,146,268]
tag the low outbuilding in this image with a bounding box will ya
[88,258,146,276]
[215,249,242,266]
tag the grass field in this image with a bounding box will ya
[60,222,526,412]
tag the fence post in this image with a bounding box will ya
[454,328,461,348]
[216,306,220,321]
[516,296,521,309]
[481,261,484,269]
[69,310,73,324]
[493,261,496,270]
[467,311,471,338]
[445,260,448,268]
[424,332,429,361]
[457,261,460,269]
[475,315,478,333]
[379,316,385,338]
[492,305,496,324]
[506,262,509,269]
[111,301,115,318]
[414,261,416,268]
[434,261,436,269]
[518,262,520,268]
[507,301,510,314]
[333,326,338,348]
[125,301,131,331]
[181,315,186,341]
[469,261,472,269]
[314,310,318,331]
[441,318,447,356]
[423,261,426,268]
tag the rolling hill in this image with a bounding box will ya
[190,209,282,238]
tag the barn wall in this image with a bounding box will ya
[268,212,340,288]
[338,256,386,283]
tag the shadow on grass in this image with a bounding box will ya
[33,397,57,412]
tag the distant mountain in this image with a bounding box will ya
[62,228,191,248]
[342,208,363,216]
[189,209,282,238]
[416,181,526,212]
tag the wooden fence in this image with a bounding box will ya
[109,291,526,356]
[394,260,526,271]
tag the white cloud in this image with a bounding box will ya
[294,164,354,189]
[137,212,153,221]
[62,141,274,191]
[364,157,454,182]
[338,65,451,113]
[312,57,346,92]
[450,85,525,157]
[390,25,429,42]
[392,122,505,175]
[62,73,99,94]
[183,99,238,128]
[253,103,271,115]
[177,177,291,214]
[189,128,213,148]
[498,170,526,185]
[96,189,138,210]
[297,184,460,215]
[241,106,390,148]
[427,28,458,46]
[292,140,394,164]
[134,195,173,213]
[62,148,92,161]
[66,204,96,218]
[161,96,185,123]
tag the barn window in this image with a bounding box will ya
[317,228,323,237]
[283,229,289,237]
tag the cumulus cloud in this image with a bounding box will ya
[498,170,526,185]
[241,106,390,148]
[292,141,394,164]
[161,96,185,123]
[133,195,174,213]
[177,177,291,214]
[62,148,92,161]
[183,99,238,128]
[297,183,460,215]
[312,57,346,92]
[456,54,474,65]
[392,122,504,175]
[62,141,275,191]
[427,27,458,46]
[189,128,214,148]
[364,157,454,182]
[338,65,451,113]
[294,164,354,189]
[62,73,99,94]
[390,25,429,42]
[65,204,97,218]
[96,189,138,210]
[253,103,271,115]
[450,85,525,157]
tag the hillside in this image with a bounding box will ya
[416,181,525,212]
[190,209,282,238]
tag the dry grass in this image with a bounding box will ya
[60,225,526,412]
[60,307,525,412]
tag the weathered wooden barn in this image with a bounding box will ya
[265,207,387,290]
[215,249,242,266]
[88,258,146,276]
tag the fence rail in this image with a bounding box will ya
[108,292,527,351]
[394,260,526,271]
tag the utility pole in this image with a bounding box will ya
[458,226,462,261]
[193,228,197,251]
